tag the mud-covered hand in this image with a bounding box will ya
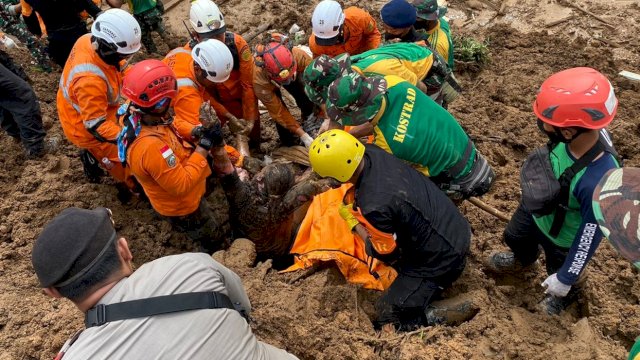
[300,132,314,148]
[541,273,571,297]
[338,202,359,231]
[198,123,224,151]
[227,115,250,135]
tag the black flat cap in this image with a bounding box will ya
[32,207,117,288]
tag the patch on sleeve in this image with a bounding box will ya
[367,22,374,32]
[241,46,251,61]
[160,145,177,168]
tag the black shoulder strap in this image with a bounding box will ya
[225,32,240,71]
[85,291,236,328]
[548,140,605,237]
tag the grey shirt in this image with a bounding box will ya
[61,253,298,360]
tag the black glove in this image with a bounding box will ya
[197,123,224,150]
[191,125,204,140]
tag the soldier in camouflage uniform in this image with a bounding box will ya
[0,0,51,72]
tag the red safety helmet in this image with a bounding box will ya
[533,67,617,130]
[257,41,297,84]
[122,59,177,109]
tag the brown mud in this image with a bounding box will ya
[1,0,640,359]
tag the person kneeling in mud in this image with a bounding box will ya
[308,129,476,331]
[118,59,227,252]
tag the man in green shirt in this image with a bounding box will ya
[325,71,494,199]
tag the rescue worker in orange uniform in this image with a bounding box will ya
[118,59,229,252]
[172,0,258,156]
[309,0,381,58]
[57,9,141,193]
[253,35,318,147]
[163,38,234,142]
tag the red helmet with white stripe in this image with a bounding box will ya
[533,67,617,129]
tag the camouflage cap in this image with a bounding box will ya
[592,167,640,269]
[412,0,447,20]
[325,72,387,126]
[303,54,353,105]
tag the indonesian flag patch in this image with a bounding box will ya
[160,145,177,168]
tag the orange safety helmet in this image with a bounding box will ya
[122,59,178,109]
[533,67,617,129]
[256,39,297,85]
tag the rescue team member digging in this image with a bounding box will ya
[32,207,300,360]
[57,9,141,191]
[118,59,228,253]
[380,0,429,44]
[302,43,450,115]
[308,130,475,330]
[325,72,494,199]
[163,38,233,141]
[411,0,454,70]
[309,0,381,58]
[181,0,259,155]
[487,67,620,315]
[253,35,318,148]
[592,167,640,360]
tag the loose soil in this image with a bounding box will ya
[1,0,640,359]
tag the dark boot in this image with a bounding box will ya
[485,251,537,274]
[424,295,479,326]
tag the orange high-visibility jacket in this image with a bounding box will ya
[309,6,381,58]
[211,33,259,122]
[57,34,123,148]
[127,125,211,217]
[253,47,312,134]
[163,46,210,141]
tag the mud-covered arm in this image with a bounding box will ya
[253,68,304,136]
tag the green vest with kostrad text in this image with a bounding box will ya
[372,75,473,178]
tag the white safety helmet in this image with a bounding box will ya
[190,0,226,35]
[192,39,233,82]
[311,0,345,39]
[91,9,142,55]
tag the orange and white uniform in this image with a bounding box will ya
[162,46,209,140]
[127,125,211,217]
[253,47,312,135]
[57,34,131,184]
[309,7,381,58]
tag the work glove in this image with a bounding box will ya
[338,202,359,231]
[227,115,250,135]
[191,125,204,140]
[1,35,16,49]
[541,273,571,297]
[318,118,331,135]
[300,132,314,148]
[198,123,224,151]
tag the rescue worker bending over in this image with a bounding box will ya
[309,0,381,58]
[163,38,233,142]
[182,0,259,156]
[253,35,318,148]
[308,129,472,330]
[487,68,620,315]
[326,72,494,199]
[118,59,227,253]
[380,0,429,44]
[57,9,141,192]
[411,0,454,70]
[303,44,450,118]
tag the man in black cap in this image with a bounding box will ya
[380,0,429,44]
[32,207,299,359]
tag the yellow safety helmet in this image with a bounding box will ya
[308,129,365,182]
